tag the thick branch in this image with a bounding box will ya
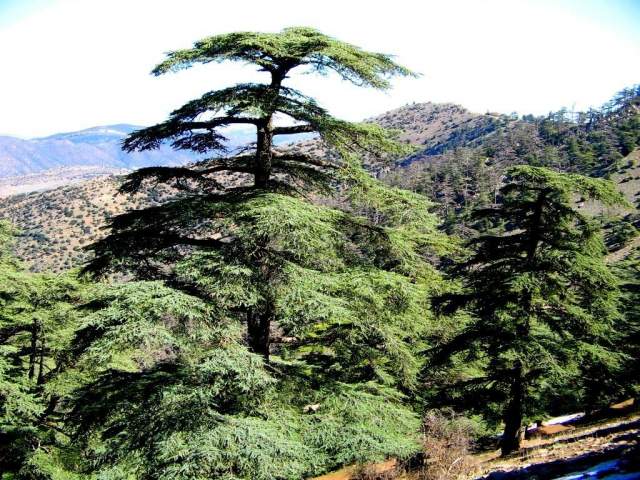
[272,124,316,135]
[123,118,258,152]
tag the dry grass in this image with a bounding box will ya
[312,459,399,480]
[415,411,478,480]
[353,460,400,480]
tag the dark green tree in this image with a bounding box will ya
[85,26,420,359]
[0,221,82,475]
[612,247,640,401]
[65,27,449,478]
[428,166,626,455]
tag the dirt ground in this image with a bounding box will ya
[467,414,640,479]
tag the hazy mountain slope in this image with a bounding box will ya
[0,124,314,197]
[0,125,199,178]
[2,100,638,272]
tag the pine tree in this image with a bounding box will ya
[63,27,450,478]
[0,221,82,475]
[612,248,640,401]
[428,166,627,456]
[84,26,418,360]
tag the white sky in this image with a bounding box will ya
[0,0,638,138]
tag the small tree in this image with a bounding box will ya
[429,166,626,455]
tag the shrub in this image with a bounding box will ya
[418,410,477,480]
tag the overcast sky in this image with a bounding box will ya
[0,0,638,138]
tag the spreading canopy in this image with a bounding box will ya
[151,27,416,88]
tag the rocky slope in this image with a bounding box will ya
[0,177,178,271]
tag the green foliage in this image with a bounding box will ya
[611,248,640,399]
[151,27,416,89]
[299,383,420,466]
[279,265,433,388]
[605,216,639,251]
[23,278,419,480]
[53,27,439,479]
[427,167,626,454]
[0,221,84,477]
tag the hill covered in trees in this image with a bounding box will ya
[383,86,640,224]
[2,91,639,272]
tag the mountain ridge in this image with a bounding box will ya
[1,97,638,272]
[0,122,316,196]
[0,123,200,180]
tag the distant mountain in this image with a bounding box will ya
[0,124,199,180]
[40,124,142,144]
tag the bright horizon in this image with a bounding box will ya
[0,0,638,138]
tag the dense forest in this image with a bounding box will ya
[0,27,639,480]
[384,85,640,233]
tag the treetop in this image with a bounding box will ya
[504,165,630,208]
[151,26,417,89]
